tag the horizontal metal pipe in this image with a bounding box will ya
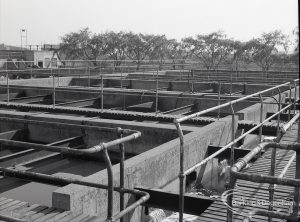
[0,167,149,222]
[278,153,296,178]
[232,142,277,172]
[111,191,150,222]
[176,80,299,123]
[183,105,292,176]
[281,113,300,133]
[162,104,194,114]
[232,142,300,173]
[243,209,300,222]
[0,116,139,134]
[0,131,140,155]
[232,170,300,187]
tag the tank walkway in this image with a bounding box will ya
[194,122,299,222]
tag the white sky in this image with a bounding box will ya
[0,0,298,46]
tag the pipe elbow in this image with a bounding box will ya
[173,118,180,124]
[132,132,141,140]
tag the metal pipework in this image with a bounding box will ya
[52,69,55,107]
[6,71,10,104]
[117,128,125,222]
[259,94,263,142]
[217,82,222,119]
[231,142,278,172]
[281,113,300,133]
[288,82,292,121]
[243,209,300,222]
[0,167,150,222]
[111,190,150,222]
[267,88,282,222]
[231,143,300,186]
[174,121,185,222]
[0,126,142,222]
[176,80,298,124]
[101,74,104,112]
[293,150,300,215]
[0,130,140,156]
[183,103,292,176]
[173,80,298,222]
[0,116,141,135]
[155,69,159,114]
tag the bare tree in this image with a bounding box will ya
[244,30,290,72]
[183,31,235,70]
[104,31,126,69]
[124,32,154,70]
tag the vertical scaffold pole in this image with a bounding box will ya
[227,103,236,222]
[288,83,292,121]
[101,74,104,112]
[6,62,9,103]
[259,94,263,143]
[52,69,55,107]
[218,82,221,119]
[174,120,185,222]
[155,68,159,114]
[118,128,125,222]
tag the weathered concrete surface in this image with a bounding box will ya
[52,117,234,221]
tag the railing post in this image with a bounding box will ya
[118,129,125,222]
[88,66,91,87]
[276,88,282,140]
[288,83,292,121]
[293,151,300,215]
[121,68,123,89]
[293,119,300,215]
[52,69,55,107]
[191,69,194,93]
[259,94,263,143]
[102,147,113,221]
[155,69,159,115]
[218,82,222,119]
[174,121,185,222]
[30,63,33,79]
[230,103,235,166]
[293,81,297,115]
[227,103,236,222]
[267,88,281,222]
[101,74,104,112]
[6,62,9,103]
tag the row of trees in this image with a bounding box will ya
[59,28,299,71]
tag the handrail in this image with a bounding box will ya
[173,79,299,222]
[231,142,300,222]
[184,104,293,176]
[0,126,146,221]
[175,80,298,124]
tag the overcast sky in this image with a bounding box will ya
[0,0,298,46]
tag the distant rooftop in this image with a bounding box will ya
[0,43,59,51]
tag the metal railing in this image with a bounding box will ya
[231,141,300,222]
[173,79,299,222]
[0,117,149,222]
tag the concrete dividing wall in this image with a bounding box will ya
[237,87,298,121]
[52,117,234,221]
[0,76,73,87]
[130,79,170,90]
[0,110,187,155]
